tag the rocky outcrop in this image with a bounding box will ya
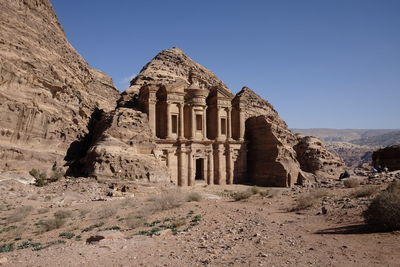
[245,116,302,186]
[81,108,170,182]
[234,87,304,186]
[294,135,344,179]
[372,145,400,171]
[0,0,120,174]
[119,47,232,108]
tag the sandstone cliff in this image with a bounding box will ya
[233,87,304,186]
[0,0,120,174]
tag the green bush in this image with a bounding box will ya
[363,181,400,231]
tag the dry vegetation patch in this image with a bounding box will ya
[7,206,34,223]
[344,178,360,188]
[351,186,380,198]
[291,189,329,211]
[364,181,400,231]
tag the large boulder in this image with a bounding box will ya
[0,0,119,174]
[373,145,400,171]
[294,135,344,179]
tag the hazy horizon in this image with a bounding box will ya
[51,0,400,129]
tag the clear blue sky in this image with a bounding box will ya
[51,0,400,129]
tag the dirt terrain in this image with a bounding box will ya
[0,173,399,267]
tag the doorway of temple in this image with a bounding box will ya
[195,158,205,180]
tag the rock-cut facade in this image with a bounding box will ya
[137,71,247,186]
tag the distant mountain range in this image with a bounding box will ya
[292,129,400,167]
[292,129,400,144]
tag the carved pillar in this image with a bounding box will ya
[202,106,207,140]
[166,101,171,139]
[178,146,187,186]
[191,106,196,140]
[208,150,214,185]
[216,106,221,140]
[178,103,184,140]
[188,149,193,186]
[227,107,232,140]
[239,108,245,141]
[217,145,225,185]
[148,98,157,137]
[227,147,234,184]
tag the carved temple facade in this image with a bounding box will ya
[138,81,247,186]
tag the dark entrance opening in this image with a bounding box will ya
[195,158,204,180]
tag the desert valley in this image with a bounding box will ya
[0,0,399,266]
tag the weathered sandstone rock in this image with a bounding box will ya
[234,87,303,186]
[119,47,232,108]
[372,145,400,171]
[0,0,120,174]
[294,135,344,179]
[80,108,170,182]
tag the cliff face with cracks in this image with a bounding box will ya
[0,0,119,174]
[0,1,343,185]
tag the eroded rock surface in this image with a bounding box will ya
[372,145,400,171]
[81,108,169,182]
[235,87,303,186]
[294,135,344,179]
[0,0,119,174]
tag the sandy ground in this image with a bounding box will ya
[0,175,399,267]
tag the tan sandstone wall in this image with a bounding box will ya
[0,0,120,174]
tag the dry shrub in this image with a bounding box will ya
[344,178,360,188]
[186,192,202,202]
[260,188,281,198]
[250,186,261,195]
[171,218,187,228]
[126,213,145,229]
[54,210,73,220]
[7,206,34,223]
[291,189,328,211]
[233,188,255,201]
[147,190,185,212]
[97,206,117,219]
[351,186,380,198]
[37,208,49,214]
[79,208,91,218]
[37,218,65,232]
[364,181,400,231]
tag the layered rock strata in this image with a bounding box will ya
[0,0,117,174]
[294,135,344,179]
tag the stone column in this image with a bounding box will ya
[239,108,245,141]
[178,146,187,186]
[148,98,157,137]
[178,103,184,140]
[216,106,221,140]
[217,145,225,185]
[166,101,171,139]
[188,149,193,186]
[202,106,207,140]
[191,106,196,140]
[207,150,214,185]
[227,147,234,184]
[227,107,232,140]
